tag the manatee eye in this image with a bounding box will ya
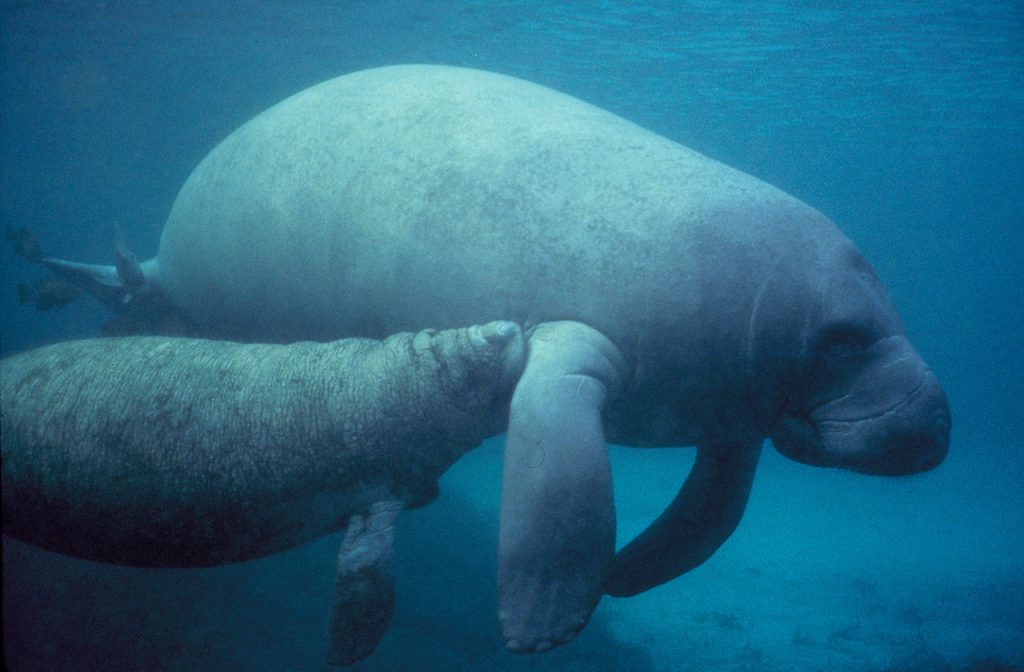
[816,322,877,356]
[801,323,878,403]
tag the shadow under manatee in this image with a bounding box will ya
[3,485,653,672]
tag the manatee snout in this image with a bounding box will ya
[860,371,950,475]
[773,338,950,476]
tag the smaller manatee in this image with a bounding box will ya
[1,321,525,665]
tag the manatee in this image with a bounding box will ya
[0,321,525,665]
[42,65,951,653]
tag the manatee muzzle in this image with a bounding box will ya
[772,340,951,475]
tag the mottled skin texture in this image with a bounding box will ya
[1,322,524,567]
[43,65,951,654]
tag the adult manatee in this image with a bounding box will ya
[1,321,524,665]
[45,64,951,653]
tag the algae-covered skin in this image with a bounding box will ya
[1,321,523,567]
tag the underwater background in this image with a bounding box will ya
[1,1,1021,670]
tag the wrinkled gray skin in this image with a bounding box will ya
[1,321,525,665]
[45,65,951,654]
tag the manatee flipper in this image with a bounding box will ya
[604,441,762,597]
[42,258,124,307]
[327,501,402,667]
[42,231,156,311]
[113,224,147,302]
[498,321,627,653]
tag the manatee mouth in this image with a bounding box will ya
[809,373,928,424]
[773,371,950,476]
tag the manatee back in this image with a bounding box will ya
[155,65,830,349]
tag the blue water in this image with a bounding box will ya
[2,2,1022,670]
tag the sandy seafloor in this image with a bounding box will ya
[2,2,1023,671]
